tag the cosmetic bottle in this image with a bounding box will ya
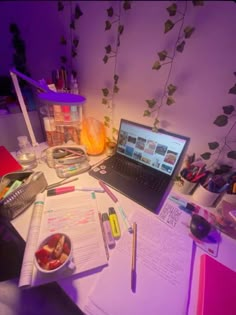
[16,136,37,170]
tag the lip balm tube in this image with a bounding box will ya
[108,207,121,239]
[102,213,116,248]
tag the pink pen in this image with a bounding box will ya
[102,213,116,248]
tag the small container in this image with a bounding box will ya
[175,176,198,195]
[16,136,37,170]
[193,184,221,207]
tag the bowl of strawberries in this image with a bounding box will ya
[35,233,75,274]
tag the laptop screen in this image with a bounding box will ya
[116,119,190,176]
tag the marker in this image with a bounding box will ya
[102,213,116,248]
[99,180,133,233]
[169,195,195,212]
[47,186,104,196]
[108,207,121,239]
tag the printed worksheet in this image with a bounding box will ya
[84,208,194,315]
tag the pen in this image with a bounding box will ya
[102,213,116,248]
[108,207,121,239]
[131,222,137,293]
[99,180,133,233]
[169,195,195,212]
[47,186,104,196]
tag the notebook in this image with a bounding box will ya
[89,119,190,213]
[197,254,236,315]
[0,146,22,177]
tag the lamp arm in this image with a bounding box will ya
[10,70,39,147]
[10,68,50,92]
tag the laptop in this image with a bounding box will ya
[89,119,190,213]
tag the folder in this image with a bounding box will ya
[197,254,236,315]
[0,146,22,177]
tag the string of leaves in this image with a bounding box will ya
[201,73,236,165]
[101,1,131,142]
[57,0,83,78]
[144,0,204,131]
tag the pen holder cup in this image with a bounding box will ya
[175,176,198,195]
[193,184,221,207]
[221,193,236,207]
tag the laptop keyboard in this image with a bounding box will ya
[106,156,168,192]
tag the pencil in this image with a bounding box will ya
[131,222,137,292]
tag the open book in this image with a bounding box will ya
[19,191,108,288]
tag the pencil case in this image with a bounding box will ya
[0,171,48,220]
[43,145,91,178]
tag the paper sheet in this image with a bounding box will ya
[84,208,193,315]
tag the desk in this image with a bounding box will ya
[11,145,236,315]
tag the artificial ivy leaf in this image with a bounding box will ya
[107,7,114,17]
[184,26,195,39]
[229,84,236,94]
[143,110,151,117]
[208,142,219,150]
[167,84,177,96]
[57,1,64,11]
[73,38,79,48]
[103,55,109,64]
[192,0,204,6]
[118,25,124,35]
[164,19,175,33]
[102,88,109,97]
[104,121,110,128]
[60,56,67,64]
[227,150,236,160]
[71,49,77,58]
[113,85,119,93]
[104,116,110,122]
[145,99,157,108]
[166,96,175,105]
[176,40,185,53]
[105,45,112,54]
[102,98,108,105]
[123,0,131,10]
[70,20,75,30]
[166,3,177,16]
[114,74,119,84]
[60,36,67,45]
[75,5,83,19]
[105,20,112,31]
[158,50,168,61]
[200,152,211,160]
[152,60,161,70]
[223,105,235,115]
[213,115,228,127]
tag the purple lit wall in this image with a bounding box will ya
[0,1,236,167]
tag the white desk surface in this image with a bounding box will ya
[11,145,236,315]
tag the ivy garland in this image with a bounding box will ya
[144,0,204,131]
[201,73,236,164]
[101,0,131,142]
[57,0,83,79]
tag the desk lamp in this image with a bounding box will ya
[10,68,86,147]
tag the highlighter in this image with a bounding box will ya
[102,213,116,248]
[108,207,121,239]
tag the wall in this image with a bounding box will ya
[0,1,235,168]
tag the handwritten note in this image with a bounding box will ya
[84,208,193,315]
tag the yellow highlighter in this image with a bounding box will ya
[109,207,121,239]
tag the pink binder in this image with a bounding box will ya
[197,254,236,315]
